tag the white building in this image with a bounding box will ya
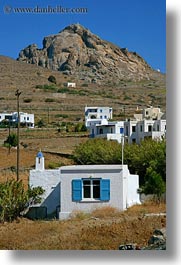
[0,113,12,123]
[29,152,140,220]
[0,112,34,128]
[124,119,166,144]
[87,106,166,144]
[67,82,76,88]
[134,106,164,121]
[85,106,113,128]
[90,120,124,143]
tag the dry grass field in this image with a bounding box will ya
[0,202,166,250]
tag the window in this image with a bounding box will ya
[104,115,107,119]
[132,126,136,132]
[27,117,29,121]
[100,109,102,113]
[140,125,143,132]
[83,179,100,199]
[148,125,152,132]
[72,179,110,201]
[90,115,96,119]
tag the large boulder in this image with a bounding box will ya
[18,23,162,84]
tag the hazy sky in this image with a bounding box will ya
[0,0,166,72]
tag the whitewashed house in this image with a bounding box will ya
[13,112,34,128]
[124,119,166,144]
[0,112,34,128]
[29,152,140,219]
[90,120,124,143]
[85,106,113,128]
[133,106,164,121]
[0,113,12,123]
[67,82,76,88]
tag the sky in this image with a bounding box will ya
[0,0,166,73]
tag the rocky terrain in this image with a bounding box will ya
[18,23,163,84]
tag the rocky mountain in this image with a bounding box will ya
[17,24,162,84]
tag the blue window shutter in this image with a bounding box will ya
[120,127,124,134]
[100,179,110,201]
[72,180,82,201]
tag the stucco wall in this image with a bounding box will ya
[58,165,127,219]
[29,170,60,215]
[127,174,140,207]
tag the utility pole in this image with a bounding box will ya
[8,119,11,155]
[121,135,124,166]
[47,107,50,124]
[123,105,126,121]
[15,89,21,181]
[120,127,124,166]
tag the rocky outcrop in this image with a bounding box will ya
[143,228,166,250]
[118,228,166,250]
[18,24,161,84]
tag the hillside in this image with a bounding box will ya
[0,55,166,125]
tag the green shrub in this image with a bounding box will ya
[74,123,87,132]
[57,88,70,93]
[81,83,89,87]
[0,180,44,222]
[35,84,57,91]
[45,98,55,103]
[47,162,63,169]
[23,98,32,103]
[48,75,57,84]
[4,133,18,147]
[36,119,46,128]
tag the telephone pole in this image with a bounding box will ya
[15,89,21,181]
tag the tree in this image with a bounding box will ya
[142,161,166,201]
[48,75,57,84]
[124,139,166,185]
[73,138,121,164]
[73,138,166,188]
[4,133,18,147]
[36,119,45,128]
[0,180,44,222]
[74,123,87,132]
